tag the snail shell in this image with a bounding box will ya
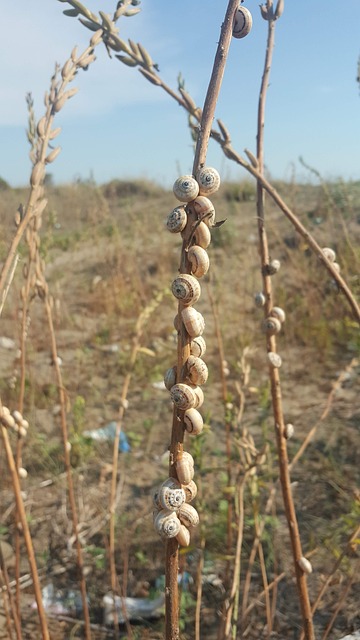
[183,480,198,503]
[170,383,196,410]
[266,259,281,275]
[159,485,186,511]
[178,503,200,528]
[188,196,215,227]
[190,336,206,358]
[267,352,282,368]
[187,245,210,278]
[171,274,201,306]
[152,487,162,510]
[322,247,336,262]
[176,457,194,485]
[184,408,204,435]
[190,384,204,409]
[166,206,187,233]
[164,366,177,391]
[298,556,312,575]
[232,7,253,39]
[196,167,220,196]
[262,317,282,336]
[185,356,208,385]
[254,292,266,307]
[154,510,181,539]
[332,262,341,273]
[284,423,294,439]
[194,221,211,249]
[173,175,199,203]
[181,307,205,338]
[176,524,191,547]
[270,307,286,323]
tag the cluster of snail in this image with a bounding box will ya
[152,167,221,545]
[0,406,29,438]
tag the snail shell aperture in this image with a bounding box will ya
[190,336,207,358]
[232,7,253,39]
[196,167,220,196]
[183,479,197,503]
[178,503,200,528]
[154,510,181,539]
[187,245,210,278]
[181,307,205,338]
[262,316,282,336]
[170,383,196,410]
[173,175,199,202]
[171,274,201,306]
[186,355,208,385]
[188,196,215,227]
[166,206,187,233]
[184,408,204,435]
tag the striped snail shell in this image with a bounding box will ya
[184,408,204,435]
[176,456,194,485]
[267,352,282,369]
[164,366,177,391]
[322,247,336,262]
[270,307,286,323]
[188,196,215,227]
[190,336,206,358]
[298,556,312,575]
[159,485,186,511]
[183,479,198,503]
[171,274,201,306]
[161,477,182,491]
[194,221,211,249]
[232,6,253,38]
[166,206,187,233]
[173,175,199,203]
[254,292,266,307]
[266,259,281,275]
[181,307,205,338]
[190,384,204,409]
[187,245,210,278]
[170,383,196,410]
[178,503,199,528]
[185,355,208,385]
[196,167,220,196]
[154,510,181,539]
[176,524,191,547]
[152,487,162,510]
[262,316,282,336]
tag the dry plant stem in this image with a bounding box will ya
[321,559,359,640]
[0,571,14,640]
[0,426,50,639]
[194,536,205,640]
[0,543,22,640]
[165,4,238,639]
[0,254,19,318]
[224,476,247,639]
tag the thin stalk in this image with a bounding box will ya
[0,572,14,640]
[320,560,359,640]
[194,536,205,640]
[0,540,22,640]
[224,476,247,639]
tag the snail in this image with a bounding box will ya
[332,262,341,273]
[181,307,205,338]
[185,355,208,385]
[232,6,253,38]
[159,485,186,511]
[176,456,195,485]
[298,556,312,575]
[170,383,196,410]
[164,366,177,391]
[196,167,220,196]
[267,352,282,368]
[178,503,200,528]
[266,259,281,275]
[322,247,336,262]
[194,221,211,249]
[171,274,201,306]
[184,408,204,435]
[284,423,294,439]
[187,245,210,278]
[262,316,282,336]
[166,206,187,233]
[183,480,197,503]
[190,336,207,358]
[173,175,199,203]
[270,307,286,323]
[176,524,191,547]
[154,509,181,539]
[187,196,215,227]
[254,292,266,307]
[190,384,204,409]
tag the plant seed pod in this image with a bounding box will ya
[268,352,282,368]
[194,221,211,249]
[262,317,282,336]
[159,486,186,511]
[190,336,206,358]
[183,480,198,503]
[30,162,45,187]
[270,307,286,323]
[170,384,196,410]
[187,245,210,278]
[166,206,187,233]
[322,247,336,262]
[254,292,266,307]
[178,503,199,528]
[45,147,62,164]
[298,557,313,575]
[173,175,199,202]
[184,408,204,435]
[154,510,181,539]
[181,307,205,337]
[232,7,253,38]
[176,456,194,485]
[164,366,177,391]
[188,196,215,226]
[171,274,201,306]
[176,524,191,547]
[196,167,220,196]
[284,423,294,439]
[185,356,208,385]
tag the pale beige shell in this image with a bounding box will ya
[176,457,194,485]
[186,355,208,385]
[262,316,282,336]
[284,423,294,439]
[181,307,205,338]
[270,307,286,323]
[254,292,266,307]
[232,7,253,38]
[166,206,187,233]
[173,314,180,332]
[196,167,220,196]
[170,383,196,410]
[173,175,199,203]
[164,366,177,391]
[183,480,198,503]
[190,336,207,358]
[152,487,162,510]
[182,451,195,468]
[159,485,186,511]
[298,556,312,575]
[161,477,182,491]
[267,352,282,368]
[178,503,200,528]
[154,510,181,539]
[171,274,201,306]
[191,385,204,409]
[267,259,281,275]
[188,245,210,278]
[184,408,204,435]
[176,524,191,547]
[332,262,341,273]
[188,196,215,227]
[322,247,336,262]
[194,222,211,249]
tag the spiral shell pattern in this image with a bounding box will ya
[166,206,187,233]
[196,167,221,196]
[154,510,181,538]
[171,273,201,306]
[170,383,196,410]
[178,503,199,528]
[188,245,210,278]
[232,7,253,39]
[173,175,199,202]
[184,408,204,435]
[181,307,205,338]
[159,486,186,511]
[262,316,282,336]
[183,480,198,503]
[190,336,207,358]
[186,356,208,385]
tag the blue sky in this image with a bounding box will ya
[1,1,359,187]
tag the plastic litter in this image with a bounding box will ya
[103,593,165,625]
[32,583,83,617]
[83,421,131,452]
